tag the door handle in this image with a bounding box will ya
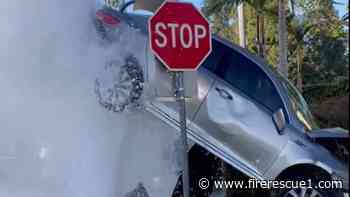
[215,87,233,100]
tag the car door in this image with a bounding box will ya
[193,41,288,176]
[148,38,228,123]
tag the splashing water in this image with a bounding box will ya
[0,1,180,197]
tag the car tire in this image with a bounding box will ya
[171,145,222,197]
[271,175,343,197]
[95,55,144,113]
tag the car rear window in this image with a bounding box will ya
[216,48,284,113]
[201,39,229,73]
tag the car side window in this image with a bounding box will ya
[202,40,229,73]
[216,49,283,113]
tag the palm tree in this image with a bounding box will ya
[203,0,268,58]
[205,0,297,77]
[289,20,315,92]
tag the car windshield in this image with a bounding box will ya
[276,72,319,131]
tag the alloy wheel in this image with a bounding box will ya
[284,188,323,197]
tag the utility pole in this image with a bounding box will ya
[278,0,288,77]
[238,2,246,48]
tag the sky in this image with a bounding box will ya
[334,0,348,17]
[191,0,202,7]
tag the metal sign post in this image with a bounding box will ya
[149,2,212,196]
[175,71,190,197]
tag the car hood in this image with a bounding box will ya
[307,127,349,140]
[307,128,349,168]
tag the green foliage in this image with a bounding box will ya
[203,0,281,66]
[287,0,349,102]
[203,0,267,15]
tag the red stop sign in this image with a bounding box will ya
[149,2,212,71]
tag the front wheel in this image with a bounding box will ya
[283,187,326,197]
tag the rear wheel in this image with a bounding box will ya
[172,145,222,197]
[95,55,144,113]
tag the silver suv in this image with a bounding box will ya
[94,3,349,197]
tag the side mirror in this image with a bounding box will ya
[273,109,287,135]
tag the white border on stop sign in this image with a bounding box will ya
[148,0,212,72]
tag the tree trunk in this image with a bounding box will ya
[238,2,246,48]
[278,0,288,77]
[256,13,265,58]
[260,14,265,58]
[256,13,260,53]
[297,47,303,92]
[255,6,265,59]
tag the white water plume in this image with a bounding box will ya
[0,1,179,196]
